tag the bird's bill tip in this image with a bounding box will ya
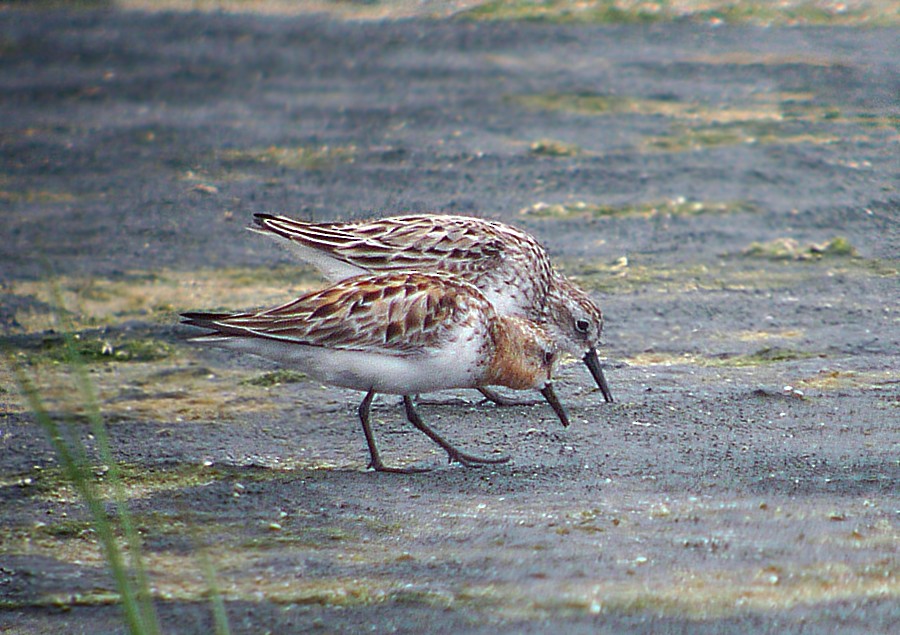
[539,382,571,428]
[582,348,614,403]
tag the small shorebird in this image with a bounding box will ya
[182,272,569,473]
[250,213,613,403]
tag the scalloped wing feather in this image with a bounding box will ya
[253,214,552,288]
[183,273,484,355]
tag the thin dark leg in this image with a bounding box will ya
[358,389,430,474]
[358,389,382,469]
[402,396,510,467]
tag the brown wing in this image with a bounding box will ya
[253,213,552,285]
[181,272,488,355]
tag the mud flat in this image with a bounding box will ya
[0,6,897,634]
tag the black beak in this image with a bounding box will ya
[539,383,571,428]
[583,348,614,403]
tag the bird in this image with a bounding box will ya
[181,271,570,473]
[250,212,613,404]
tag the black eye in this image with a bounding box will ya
[575,319,590,334]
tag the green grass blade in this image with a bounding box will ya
[200,547,232,635]
[46,281,162,635]
[7,355,147,634]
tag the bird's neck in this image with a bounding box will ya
[482,317,540,391]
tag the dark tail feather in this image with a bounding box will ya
[252,212,278,227]
[180,311,233,328]
[181,311,277,341]
[251,213,353,246]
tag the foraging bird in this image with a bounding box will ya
[182,271,569,472]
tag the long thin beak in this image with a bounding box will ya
[539,383,571,428]
[583,348,614,403]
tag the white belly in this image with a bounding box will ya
[207,333,486,395]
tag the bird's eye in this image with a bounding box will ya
[575,319,590,334]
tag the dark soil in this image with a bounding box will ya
[1,8,897,634]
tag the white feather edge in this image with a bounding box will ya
[249,225,367,282]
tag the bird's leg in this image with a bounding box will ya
[358,389,430,474]
[402,396,510,467]
[358,389,385,470]
[477,387,542,407]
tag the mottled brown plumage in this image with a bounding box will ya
[251,213,613,402]
[182,272,570,472]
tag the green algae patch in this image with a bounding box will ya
[28,333,174,366]
[797,369,900,391]
[513,92,788,123]
[568,243,892,298]
[521,562,898,620]
[464,0,668,24]
[0,188,77,204]
[219,144,356,170]
[645,125,752,151]
[512,91,844,125]
[2,462,277,504]
[14,591,125,612]
[242,370,309,387]
[853,258,900,278]
[0,348,290,426]
[529,138,583,157]
[7,266,321,334]
[625,347,819,369]
[238,526,353,550]
[643,123,841,152]
[462,1,900,26]
[520,198,756,220]
[728,328,805,343]
[741,236,858,261]
[511,90,883,152]
[711,347,819,367]
[569,258,806,295]
[34,519,97,540]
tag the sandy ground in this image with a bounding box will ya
[0,7,898,634]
